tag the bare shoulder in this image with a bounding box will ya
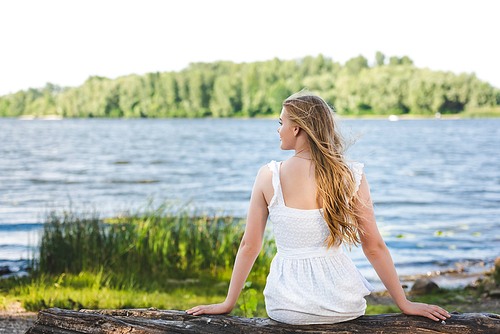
[254,163,274,206]
[255,164,273,185]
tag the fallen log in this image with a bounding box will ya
[25,308,500,333]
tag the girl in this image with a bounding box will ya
[186,93,450,324]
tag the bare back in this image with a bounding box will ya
[277,158,321,210]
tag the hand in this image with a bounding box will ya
[399,300,450,321]
[185,301,233,316]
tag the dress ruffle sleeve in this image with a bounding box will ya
[349,162,364,194]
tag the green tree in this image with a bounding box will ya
[267,80,291,115]
[210,74,241,117]
[187,70,206,117]
[400,56,413,66]
[164,72,181,116]
[376,51,385,66]
[389,56,401,66]
[344,55,368,75]
[0,97,9,116]
[389,55,413,66]
[116,75,142,117]
[241,64,263,117]
[176,72,190,117]
[9,90,28,116]
[104,83,122,117]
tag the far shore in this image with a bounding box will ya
[4,114,499,121]
[4,108,500,121]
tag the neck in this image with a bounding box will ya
[294,148,312,160]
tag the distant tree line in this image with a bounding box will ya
[1,53,499,117]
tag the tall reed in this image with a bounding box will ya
[35,204,276,285]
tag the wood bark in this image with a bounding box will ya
[25,308,500,334]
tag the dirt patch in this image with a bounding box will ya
[0,302,37,333]
[447,297,500,314]
[0,314,37,334]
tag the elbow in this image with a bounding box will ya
[362,241,388,259]
[239,238,262,258]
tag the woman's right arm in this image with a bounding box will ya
[354,173,450,321]
[186,165,270,316]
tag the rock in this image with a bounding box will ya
[494,256,500,281]
[476,257,500,296]
[410,278,439,295]
[0,266,12,276]
[453,295,467,303]
[482,277,498,292]
[489,289,500,298]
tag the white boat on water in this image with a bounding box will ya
[18,115,36,120]
[388,115,399,121]
[40,115,63,120]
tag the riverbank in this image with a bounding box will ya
[1,278,498,333]
[1,258,498,333]
[1,257,498,317]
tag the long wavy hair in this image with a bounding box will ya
[283,92,362,248]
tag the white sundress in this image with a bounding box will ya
[263,160,374,325]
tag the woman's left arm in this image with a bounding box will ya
[186,166,270,315]
[355,173,450,321]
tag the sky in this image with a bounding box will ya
[0,0,499,96]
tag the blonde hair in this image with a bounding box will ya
[283,92,361,248]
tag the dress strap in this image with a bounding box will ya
[267,160,283,207]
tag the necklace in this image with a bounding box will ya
[292,155,312,160]
[293,149,312,160]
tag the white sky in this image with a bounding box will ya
[0,0,499,96]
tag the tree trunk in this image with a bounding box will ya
[26,308,500,334]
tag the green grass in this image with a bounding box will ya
[411,287,475,305]
[0,271,269,316]
[3,272,492,317]
[365,304,400,315]
[0,270,411,317]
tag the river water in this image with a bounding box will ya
[1,118,499,288]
